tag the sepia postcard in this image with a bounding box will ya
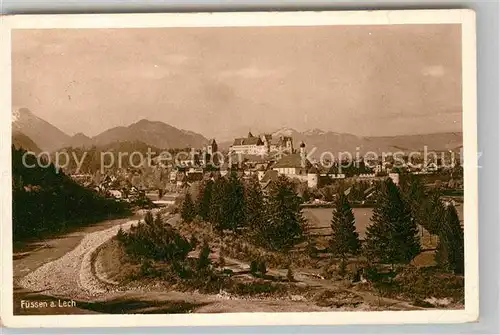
[0,9,478,328]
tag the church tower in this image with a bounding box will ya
[299,141,306,160]
[207,139,217,156]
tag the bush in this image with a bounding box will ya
[228,281,285,296]
[140,259,158,277]
[118,211,192,262]
[189,235,198,249]
[258,260,267,275]
[218,254,226,268]
[286,267,294,282]
[369,266,464,303]
[250,260,259,275]
[338,259,347,278]
[197,241,211,271]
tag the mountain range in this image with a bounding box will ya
[266,127,463,155]
[11,108,209,152]
[12,108,71,152]
[12,108,463,156]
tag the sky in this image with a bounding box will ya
[12,24,462,141]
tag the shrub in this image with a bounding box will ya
[218,254,226,268]
[228,281,285,296]
[118,211,192,263]
[250,260,258,275]
[140,259,157,277]
[258,260,267,275]
[197,241,212,271]
[338,259,347,278]
[189,235,198,249]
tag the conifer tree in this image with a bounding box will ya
[422,191,446,235]
[144,210,154,225]
[197,241,212,271]
[181,192,196,223]
[196,179,214,221]
[244,175,265,231]
[207,174,245,232]
[400,175,426,225]
[262,175,305,250]
[330,192,360,260]
[209,177,229,231]
[225,171,246,232]
[436,204,464,274]
[364,178,420,265]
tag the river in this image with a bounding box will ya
[304,203,464,240]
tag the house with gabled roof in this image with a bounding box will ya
[271,142,319,188]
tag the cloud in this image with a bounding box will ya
[422,65,445,77]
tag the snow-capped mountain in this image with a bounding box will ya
[12,107,71,152]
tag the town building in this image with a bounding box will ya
[229,132,294,156]
[271,141,319,188]
[230,132,267,155]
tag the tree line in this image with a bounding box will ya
[329,176,464,274]
[181,171,464,275]
[181,172,305,251]
[12,146,131,241]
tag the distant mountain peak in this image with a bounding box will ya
[73,132,90,138]
[133,118,165,126]
[304,128,327,136]
[93,119,208,150]
[12,107,70,151]
[12,109,21,123]
[272,127,298,137]
[12,107,33,122]
[135,118,154,124]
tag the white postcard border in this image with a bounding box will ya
[0,9,478,328]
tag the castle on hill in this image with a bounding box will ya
[229,132,293,156]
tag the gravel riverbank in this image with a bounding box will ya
[19,220,138,300]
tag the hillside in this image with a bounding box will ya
[93,119,208,149]
[13,108,208,153]
[12,131,42,154]
[12,107,70,152]
[12,146,130,241]
[57,140,165,173]
[62,132,95,149]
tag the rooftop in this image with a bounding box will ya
[273,153,312,169]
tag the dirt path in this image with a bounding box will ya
[168,218,421,311]
[14,213,332,314]
[14,212,419,315]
